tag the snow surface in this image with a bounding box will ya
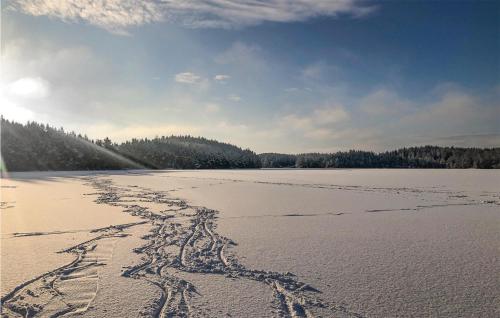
[1,169,499,317]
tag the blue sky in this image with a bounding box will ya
[2,0,499,152]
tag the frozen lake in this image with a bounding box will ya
[1,169,499,317]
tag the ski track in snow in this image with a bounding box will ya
[1,221,144,317]
[0,201,16,210]
[1,176,362,317]
[82,177,355,318]
[5,174,495,317]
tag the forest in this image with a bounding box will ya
[1,118,499,171]
[1,118,261,171]
[260,147,500,169]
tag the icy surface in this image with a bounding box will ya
[1,169,499,317]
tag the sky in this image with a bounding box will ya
[1,0,499,153]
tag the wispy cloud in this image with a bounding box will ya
[279,105,350,140]
[163,0,376,29]
[302,62,325,79]
[359,89,414,115]
[10,0,164,35]
[397,88,500,137]
[214,74,230,82]
[215,42,268,78]
[312,107,349,124]
[175,72,202,84]
[215,42,261,65]
[9,0,375,33]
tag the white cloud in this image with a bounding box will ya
[281,114,313,130]
[312,107,349,124]
[228,94,241,102]
[302,62,325,79]
[175,72,202,84]
[349,86,500,150]
[304,128,333,139]
[214,74,230,82]
[215,42,261,65]
[397,88,500,137]
[301,61,339,81]
[6,77,50,99]
[10,0,375,32]
[214,42,269,81]
[205,103,220,113]
[281,105,349,131]
[168,0,375,28]
[10,0,164,34]
[304,127,367,141]
[215,121,248,131]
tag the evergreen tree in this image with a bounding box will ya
[1,118,498,171]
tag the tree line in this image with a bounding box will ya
[260,147,500,169]
[1,118,499,171]
[1,118,261,171]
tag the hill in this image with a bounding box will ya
[1,118,499,171]
[260,147,500,169]
[1,118,261,171]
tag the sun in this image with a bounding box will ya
[0,78,40,123]
[0,95,35,123]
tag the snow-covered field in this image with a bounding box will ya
[1,169,499,317]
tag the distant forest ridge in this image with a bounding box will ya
[1,118,499,171]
